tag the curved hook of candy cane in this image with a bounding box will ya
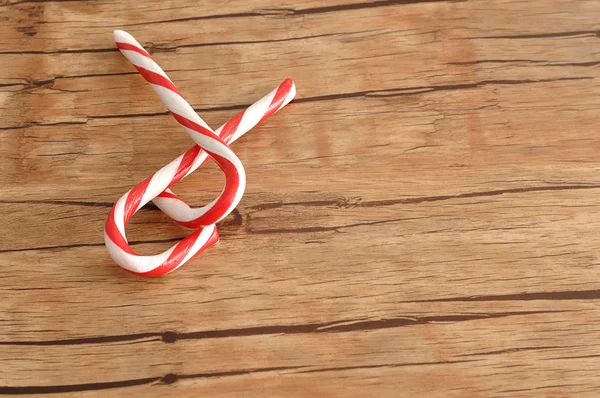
[106,30,243,276]
[105,31,296,276]
[113,30,246,225]
[153,78,297,228]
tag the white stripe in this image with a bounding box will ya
[104,232,178,274]
[114,30,141,47]
[232,91,275,142]
[113,192,129,240]
[152,195,197,222]
[176,224,216,269]
[151,85,211,130]
[119,50,173,83]
[139,155,183,208]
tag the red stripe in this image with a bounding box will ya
[104,207,135,255]
[116,42,151,58]
[125,175,153,221]
[170,112,227,145]
[260,78,294,123]
[219,110,245,144]
[156,191,181,200]
[104,174,153,255]
[130,227,220,277]
[134,65,181,97]
[172,145,202,183]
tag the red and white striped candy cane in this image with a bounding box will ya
[104,30,296,277]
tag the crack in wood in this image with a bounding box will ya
[2,184,600,253]
[250,184,600,211]
[249,216,429,234]
[0,310,563,347]
[409,289,600,302]
[0,366,304,394]
[1,76,593,130]
[0,29,384,55]
[455,345,579,357]
[0,377,159,395]
[291,359,480,374]
[0,238,183,254]
[449,59,600,67]
[118,0,467,27]
[468,30,600,40]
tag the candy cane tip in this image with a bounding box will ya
[113,29,134,44]
[280,79,297,106]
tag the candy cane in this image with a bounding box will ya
[104,30,296,277]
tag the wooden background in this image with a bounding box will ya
[1,0,600,396]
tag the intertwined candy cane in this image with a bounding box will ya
[104,30,296,277]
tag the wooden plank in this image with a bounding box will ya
[2,95,600,202]
[2,313,600,395]
[2,187,600,340]
[0,0,597,53]
[2,35,599,125]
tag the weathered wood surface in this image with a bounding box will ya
[1,0,600,396]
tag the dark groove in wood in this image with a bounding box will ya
[449,59,600,67]
[0,238,182,254]
[0,310,561,347]
[448,59,549,65]
[0,242,104,254]
[91,76,598,120]
[456,346,574,357]
[0,332,159,346]
[122,0,466,27]
[144,31,350,52]
[2,184,599,253]
[251,184,600,211]
[0,48,117,55]
[0,121,88,131]
[544,354,600,361]
[293,77,593,102]
[91,102,251,120]
[91,111,169,120]
[250,216,426,234]
[501,384,579,393]
[0,82,24,88]
[0,377,159,395]
[1,0,81,5]
[0,32,345,55]
[0,200,114,208]
[293,359,479,374]
[57,71,138,80]
[308,311,562,333]
[470,30,600,40]
[0,366,303,394]
[3,77,592,130]
[273,0,466,16]
[542,61,600,67]
[170,365,304,382]
[414,289,600,302]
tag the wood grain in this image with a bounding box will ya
[1,0,600,396]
